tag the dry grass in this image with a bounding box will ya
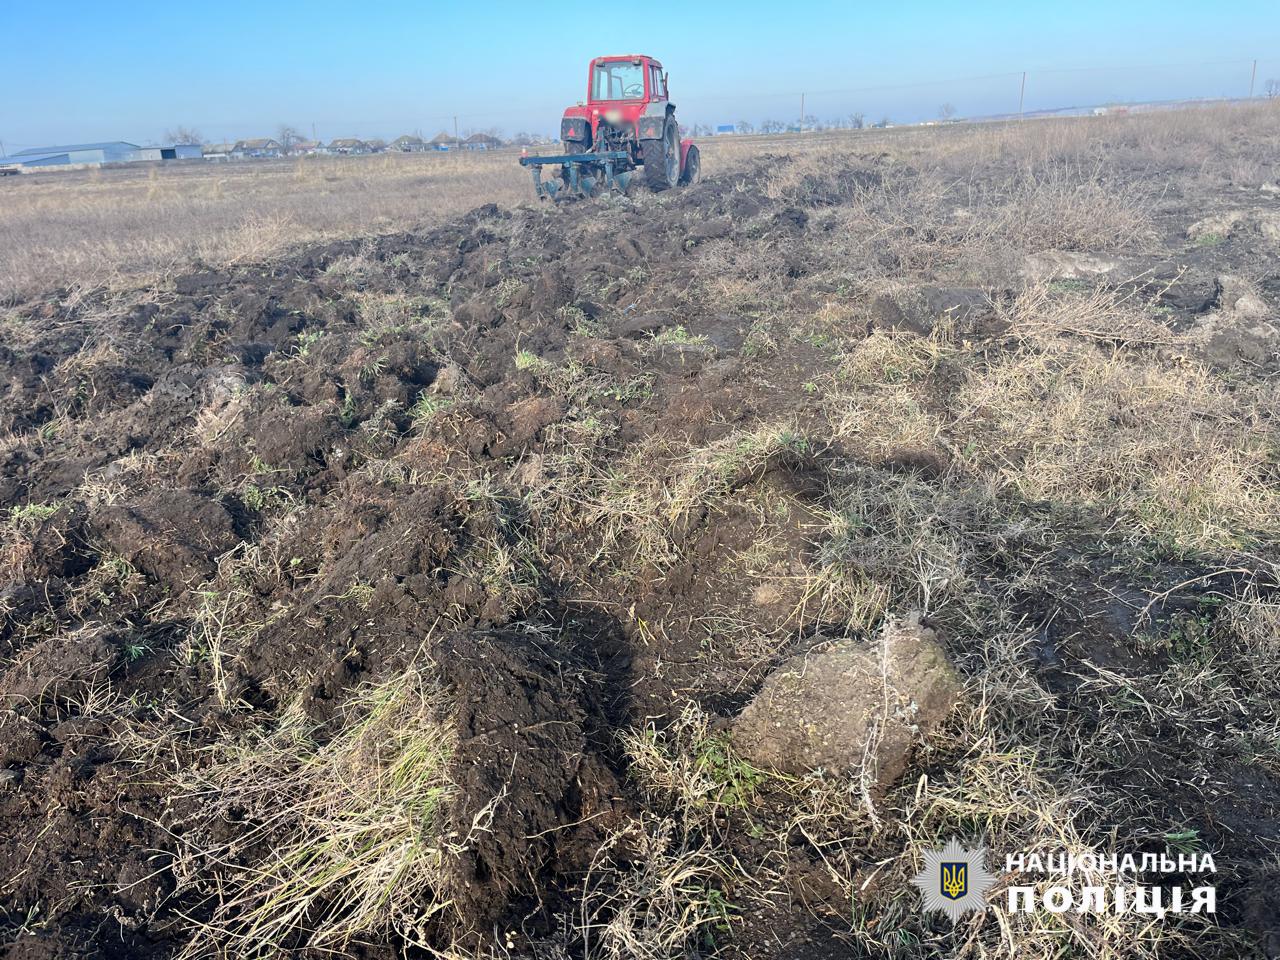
[176,663,458,959]
[0,150,529,301]
[826,292,1280,551]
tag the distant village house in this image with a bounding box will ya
[327,138,370,155]
[463,132,502,151]
[231,139,283,159]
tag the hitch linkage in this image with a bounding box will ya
[518,151,633,200]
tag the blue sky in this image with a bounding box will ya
[2,0,1278,150]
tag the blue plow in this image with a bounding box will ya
[518,150,633,200]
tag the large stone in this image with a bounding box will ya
[732,612,961,792]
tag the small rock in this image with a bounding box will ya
[0,712,47,765]
[685,217,732,245]
[732,611,961,792]
[615,311,670,339]
[1187,210,1280,243]
[871,285,995,336]
[617,236,648,261]
[501,396,563,447]
[1020,250,1121,282]
[431,363,465,396]
[1,626,118,711]
[531,267,574,315]
[453,298,500,329]
[1214,275,1269,320]
[1187,211,1246,241]
[1189,312,1280,367]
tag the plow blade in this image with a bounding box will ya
[518,150,633,200]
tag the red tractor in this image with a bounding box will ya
[519,54,700,199]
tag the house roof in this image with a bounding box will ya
[234,139,280,150]
[329,138,367,148]
[429,131,456,144]
[292,140,321,149]
[393,134,425,144]
[204,143,235,153]
[13,141,140,157]
[464,133,501,144]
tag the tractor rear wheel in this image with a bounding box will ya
[678,144,700,185]
[643,122,678,191]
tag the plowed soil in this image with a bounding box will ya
[3,114,1280,959]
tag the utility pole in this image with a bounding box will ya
[799,93,805,133]
[1018,71,1027,120]
[453,115,459,146]
[311,122,317,142]
[1250,59,1257,98]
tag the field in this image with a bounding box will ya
[1,103,1279,959]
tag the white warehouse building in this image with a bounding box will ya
[4,141,202,168]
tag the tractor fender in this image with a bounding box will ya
[679,139,695,171]
[636,101,672,141]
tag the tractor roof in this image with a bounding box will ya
[593,54,659,63]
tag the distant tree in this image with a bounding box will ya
[736,119,754,134]
[164,126,203,145]
[801,113,819,131]
[760,118,785,133]
[1267,78,1280,99]
[276,124,304,151]
[873,116,892,129]
[938,103,957,121]
[849,112,865,130]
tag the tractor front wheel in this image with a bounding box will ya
[678,144,700,185]
[643,122,679,191]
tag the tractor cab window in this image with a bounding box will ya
[650,65,666,99]
[592,61,645,101]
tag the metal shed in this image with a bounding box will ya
[11,141,142,166]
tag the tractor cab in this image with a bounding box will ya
[589,56,666,104]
